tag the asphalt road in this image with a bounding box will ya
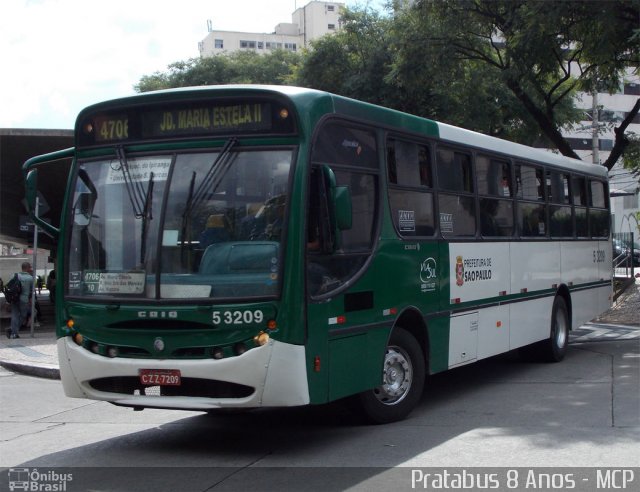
[1,333,638,491]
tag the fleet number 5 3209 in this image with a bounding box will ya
[213,310,264,325]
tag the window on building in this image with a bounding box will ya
[328,24,336,30]
[240,40,256,49]
[214,39,223,49]
[284,43,297,51]
[257,42,264,49]
[624,83,640,96]
[599,139,614,151]
[327,5,335,11]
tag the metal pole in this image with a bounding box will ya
[30,197,39,338]
[592,89,599,165]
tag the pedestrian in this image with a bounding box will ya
[7,262,34,339]
[47,269,56,304]
[37,275,43,294]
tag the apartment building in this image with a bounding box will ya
[199,1,344,57]
[563,71,640,235]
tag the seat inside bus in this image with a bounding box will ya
[199,242,279,275]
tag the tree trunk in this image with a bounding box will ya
[505,78,581,160]
[603,97,640,171]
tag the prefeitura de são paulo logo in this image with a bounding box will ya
[455,255,464,286]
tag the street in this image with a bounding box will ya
[1,337,638,491]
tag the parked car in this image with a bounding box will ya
[613,237,640,267]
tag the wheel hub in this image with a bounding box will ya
[375,346,413,404]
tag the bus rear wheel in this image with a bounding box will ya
[540,296,569,362]
[352,327,425,424]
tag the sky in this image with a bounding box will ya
[1,0,384,129]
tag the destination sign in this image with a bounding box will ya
[141,102,272,138]
[93,113,129,143]
[79,98,295,146]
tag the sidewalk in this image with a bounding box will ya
[0,280,638,380]
[0,289,59,378]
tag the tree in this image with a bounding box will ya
[135,50,301,92]
[407,0,640,170]
[622,134,640,178]
[388,4,579,143]
[295,8,398,105]
[296,6,531,141]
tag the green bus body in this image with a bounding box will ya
[23,85,611,423]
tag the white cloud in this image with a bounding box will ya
[3,0,337,129]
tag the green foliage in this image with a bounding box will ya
[134,50,301,92]
[134,1,639,169]
[622,134,640,177]
[405,0,639,167]
[295,8,397,105]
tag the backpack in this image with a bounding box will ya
[4,273,22,305]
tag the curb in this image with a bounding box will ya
[0,359,60,380]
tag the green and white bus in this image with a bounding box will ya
[24,86,612,423]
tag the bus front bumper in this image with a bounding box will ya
[57,337,310,411]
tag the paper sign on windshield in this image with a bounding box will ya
[83,271,146,295]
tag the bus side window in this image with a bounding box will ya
[307,167,325,252]
[572,175,588,237]
[307,121,378,297]
[387,138,435,237]
[516,163,547,237]
[548,171,572,238]
[477,155,514,237]
[436,147,475,237]
[589,180,610,238]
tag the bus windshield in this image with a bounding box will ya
[67,146,293,300]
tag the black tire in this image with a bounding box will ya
[539,296,570,362]
[351,327,425,424]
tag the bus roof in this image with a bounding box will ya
[437,122,607,178]
[77,84,607,179]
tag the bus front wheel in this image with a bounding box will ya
[352,327,425,424]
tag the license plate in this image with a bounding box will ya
[139,369,181,386]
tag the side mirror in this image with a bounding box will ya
[72,168,98,227]
[25,169,40,215]
[319,165,353,252]
[23,147,75,237]
[72,192,96,227]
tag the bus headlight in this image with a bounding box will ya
[72,332,83,346]
[254,331,270,346]
[211,347,224,359]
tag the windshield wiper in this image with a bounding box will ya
[180,138,238,268]
[185,138,238,217]
[140,172,154,264]
[115,147,156,265]
[180,171,197,268]
[116,146,147,218]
